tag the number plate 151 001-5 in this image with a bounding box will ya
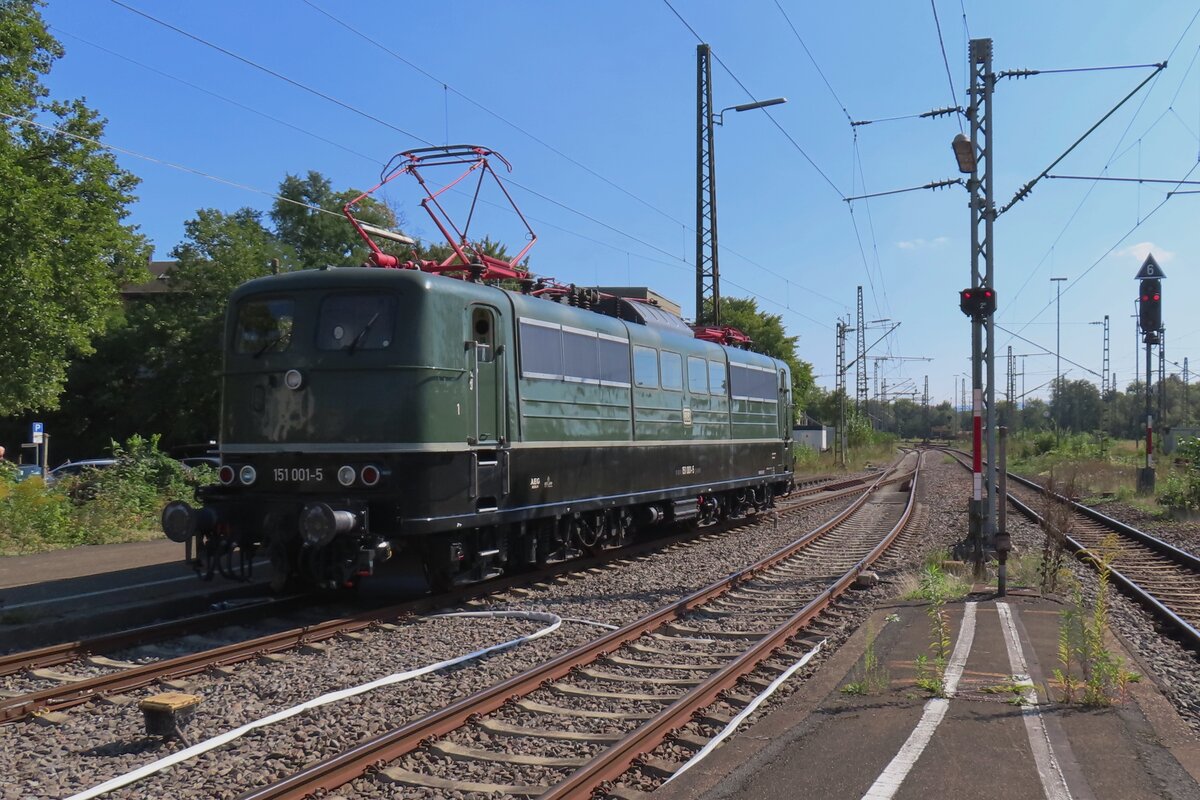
[271,466,326,484]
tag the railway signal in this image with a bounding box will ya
[958,287,996,319]
[1138,278,1162,340]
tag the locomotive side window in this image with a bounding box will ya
[562,327,599,382]
[730,364,778,402]
[317,293,396,351]
[597,335,631,386]
[519,319,563,379]
[633,346,659,389]
[234,298,295,355]
[659,351,683,391]
[687,356,708,394]
[708,360,727,396]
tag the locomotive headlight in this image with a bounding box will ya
[337,465,356,487]
[239,465,257,485]
[299,502,357,547]
[218,465,236,485]
[284,369,304,390]
[360,465,381,487]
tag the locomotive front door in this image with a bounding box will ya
[468,305,505,445]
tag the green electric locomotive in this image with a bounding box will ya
[162,146,794,590]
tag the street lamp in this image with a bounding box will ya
[1051,276,1067,440]
[714,97,787,126]
[696,43,786,327]
[1051,277,1067,397]
[951,133,976,174]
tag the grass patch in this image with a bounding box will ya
[1052,535,1140,706]
[906,556,966,697]
[841,622,890,696]
[793,441,901,476]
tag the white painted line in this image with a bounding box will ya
[997,602,1073,800]
[861,602,977,800]
[1,560,270,611]
[663,639,826,785]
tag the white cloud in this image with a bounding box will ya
[1115,242,1174,264]
[896,236,950,251]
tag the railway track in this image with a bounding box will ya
[0,472,874,724]
[234,452,919,799]
[942,448,1200,649]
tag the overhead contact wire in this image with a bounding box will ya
[0,111,352,223]
[108,0,434,147]
[300,0,691,230]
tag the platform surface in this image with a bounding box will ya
[659,592,1200,800]
[0,540,271,650]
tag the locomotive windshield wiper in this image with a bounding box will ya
[252,333,284,358]
[345,311,381,354]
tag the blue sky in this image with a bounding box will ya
[39,1,1200,407]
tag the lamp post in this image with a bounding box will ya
[1051,276,1067,438]
[696,43,785,327]
[1091,317,1111,453]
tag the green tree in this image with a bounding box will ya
[1050,379,1102,434]
[271,171,401,269]
[145,208,286,440]
[0,1,147,415]
[712,296,816,415]
[53,209,285,452]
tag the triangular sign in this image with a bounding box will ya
[1135,253,1166,279]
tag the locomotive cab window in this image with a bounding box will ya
[317,293,396,351]
[234,297,295,355]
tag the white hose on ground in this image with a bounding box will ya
[65,610,562,800]
[662,638,826,786]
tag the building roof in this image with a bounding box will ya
[120,260,176,298]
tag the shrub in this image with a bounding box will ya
[0,476,77,555]
[0,434,212,555]
[1159,436,1200,510]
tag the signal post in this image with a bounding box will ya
[1136,254,1164,494]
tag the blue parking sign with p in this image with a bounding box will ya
[31,422,44,443]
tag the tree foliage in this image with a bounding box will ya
[271,171,401,270]
[713,296,816,413]
[47,209,284,452]
[0,1,147,415]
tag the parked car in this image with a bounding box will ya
[15,464,44,482]
[47,458,117,484]
[179,456,221,470]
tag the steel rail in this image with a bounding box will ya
[543,452,920,798]
[1003,491,1200,650]
[0,595,309,678]
[236,456,914,800]
[939,447,1200,651]
[1,476,872,722]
